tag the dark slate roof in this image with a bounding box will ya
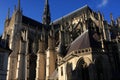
[22,15,43,28]
[67,30,90,54]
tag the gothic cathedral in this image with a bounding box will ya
[1,0,120,80]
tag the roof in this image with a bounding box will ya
[67,30,90,54]
[22,15,43,28]
[53,5,92,24]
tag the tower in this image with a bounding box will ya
[42,0,51,25]
[9,0,22,50]
[6,0,23,79]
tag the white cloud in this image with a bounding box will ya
[98,0,108,8]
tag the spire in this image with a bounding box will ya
[46,0,48,5]
[6,8,10,20]
[42,0,51,25]
[14,5,16,11]
[110,13,114,21]
[110,13,115,26]
[17,0,21,11]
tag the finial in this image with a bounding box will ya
[110,13,114,21]
[49,30,53,37]
[51,22,54,30]
[98,11,101,20]
[60,25,64,31]
[40,34,44,41]
[40,26,45,41]
[91,11,94,17]
[51,23,55,37]
[42,26,45,37]
[102,14,104,21]
[110,13,115,26]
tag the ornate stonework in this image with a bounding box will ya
[1,0,120,80]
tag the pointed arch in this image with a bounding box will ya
[73,57,91,80]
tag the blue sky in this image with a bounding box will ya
[0,0,120,35]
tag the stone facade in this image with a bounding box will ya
[1,0,120,80]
